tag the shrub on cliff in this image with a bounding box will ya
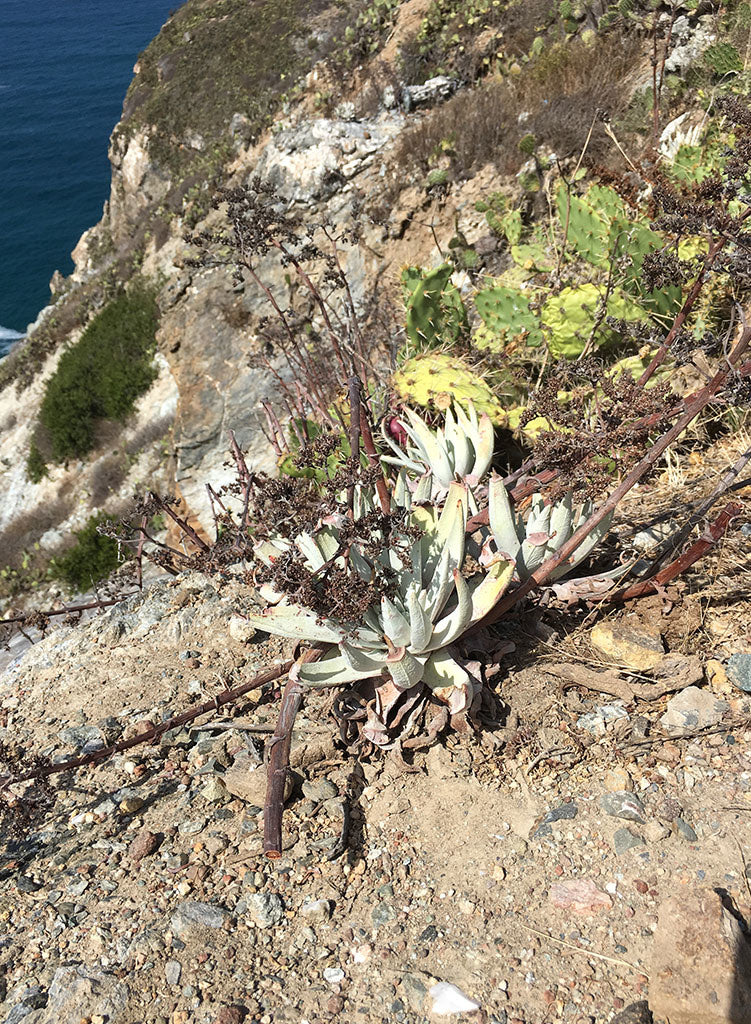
[38,287,159,463]
[51,513,123,592]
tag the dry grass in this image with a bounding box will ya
[390,31,643,182]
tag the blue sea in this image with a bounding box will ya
[1,0,177,354]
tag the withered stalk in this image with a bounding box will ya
[263,647,323,859]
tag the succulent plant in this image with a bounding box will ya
[483,476,613,582]
[392,350,506,424]
[474,283,544,348]
[380,402,494,500]
[244,482,514,708]
[401,263,468,350]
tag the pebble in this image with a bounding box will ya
[549,879,612,914]
[300,898,332,920]
[613,828,646,856]
[170,901,229,938]
[201,776,229,803]
[599,791,646,823]
[302,778,338,802]
[128,829,160,863]
[603,767,632,792]
[644,821,670,843]
[610,1001,652,1024]
[246,892,284,928]
[577,704,629,736]
[675,817,698,842]
[372,903,397,927]
[323,967,345,984]
[659,687,729,735]
[727,653,751,693]
[165,959,182,986]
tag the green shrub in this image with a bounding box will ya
[52,513,123,592]
[38,287,159,463]
[26,441,48,483]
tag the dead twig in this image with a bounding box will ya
[1,660,294,789]
[264,647,324,859]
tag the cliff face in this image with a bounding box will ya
[0,0,498,606]
[0,0,721,608]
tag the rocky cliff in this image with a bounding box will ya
[0,0,728,611]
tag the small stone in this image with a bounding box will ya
[170,901,229,939]
[323,967,345,984]
[300,899,332,921]
[212,1007,248,1024]
[613,828,646,856]
[610,1002,652,1024]
[706,659,732,696]
[429,982,481,1015]
[577,703,629,736]
[228,614,257,644]
[634,880,649,894]
[675,817,698,842]
[201,777,229,803]
[246,893,284,928]
[644,822,670,843]
[118,794,144,815]
[165,959,182,986]
[600,791,646,823]
[223,754,292,805]
[603,767,632,792]
[549,879,612,914]
[128,829,160,863]
[660,687,729,735]
[372,903,397,927]
[326,994,345,1014]
[650,888,751,1022]
[633,521,678,551]
[399,974,428,1012]
[543,802,578,823]
[590,622,664,671]
[727,653,751,693]
[302,778,338,802]
[43,966,128,1024]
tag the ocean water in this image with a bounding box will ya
[0,0,176,354]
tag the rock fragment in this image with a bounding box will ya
[659,687,729,735]
[549,878,613,914]
[649,888,751,1023]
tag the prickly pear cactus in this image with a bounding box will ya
[541,284,643,357]
[557,188,610,266]
[401,264,468,350]
[474,284,544,348]
[393,351,506,424]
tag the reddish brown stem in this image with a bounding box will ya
[3,661,294,788]
[151,492,210,553]
[609,502,741,602]
[0,595,137,627]
[476,321,751,629]
[347,375,362,517]
[264,648,323,859]
[359,395,391,516]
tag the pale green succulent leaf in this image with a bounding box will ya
[381,595,412,647]
[422,647,471,692]
[387,649,427,689]
[427,570,473,650]
[403,406,454,484]
[468,559,514,619]
[407,583,433,652]
[547,510,615,581]
[242,604,344,644]
[488,476,522,558]
[298,650,372,688]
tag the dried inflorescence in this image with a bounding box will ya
[0,743,55,841]
[520,358,672,500]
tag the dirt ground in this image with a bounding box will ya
[0,432,750,1024]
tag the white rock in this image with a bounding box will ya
[429,982,481,1015]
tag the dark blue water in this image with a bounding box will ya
[1,0,176,351]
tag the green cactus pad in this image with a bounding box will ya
[541,284,642,357]
[474,283,544,349]
[401,263,468,350]
[393,351,506,424]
